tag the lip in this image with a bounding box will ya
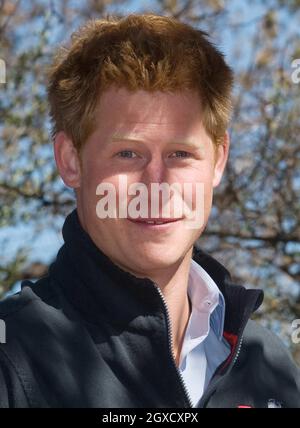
[127,218,183,228]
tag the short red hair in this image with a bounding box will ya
[47,13,234,151]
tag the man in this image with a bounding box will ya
[0,13,299,408]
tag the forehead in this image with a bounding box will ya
[92,86,206,141]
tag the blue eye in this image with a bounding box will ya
[170,151,192,158]
[117,150,137,158]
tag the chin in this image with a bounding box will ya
[125,246,188,276]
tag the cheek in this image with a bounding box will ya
[81,157,115,193]
[174,166,214,193]
[177,167,214,217]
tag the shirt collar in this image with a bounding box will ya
[187,259,226,341]
[189,259,226,341]
[179,260,226,366]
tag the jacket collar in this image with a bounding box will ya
[49,209,264,338]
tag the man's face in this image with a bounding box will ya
[56,86,229,277]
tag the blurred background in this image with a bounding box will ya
[0,0,299,364]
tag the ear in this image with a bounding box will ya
[212,131,230,188]
[53,131,81,188]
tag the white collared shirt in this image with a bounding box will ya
[178,259,231,407]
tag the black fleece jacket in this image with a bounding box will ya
[0,209,299,408]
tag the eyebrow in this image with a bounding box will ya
[109,135,203,150]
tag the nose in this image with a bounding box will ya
[140,153,167,186]
[139,154,170,217]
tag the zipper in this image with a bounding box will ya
[232,336,243,365]
[153,282,194,408]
